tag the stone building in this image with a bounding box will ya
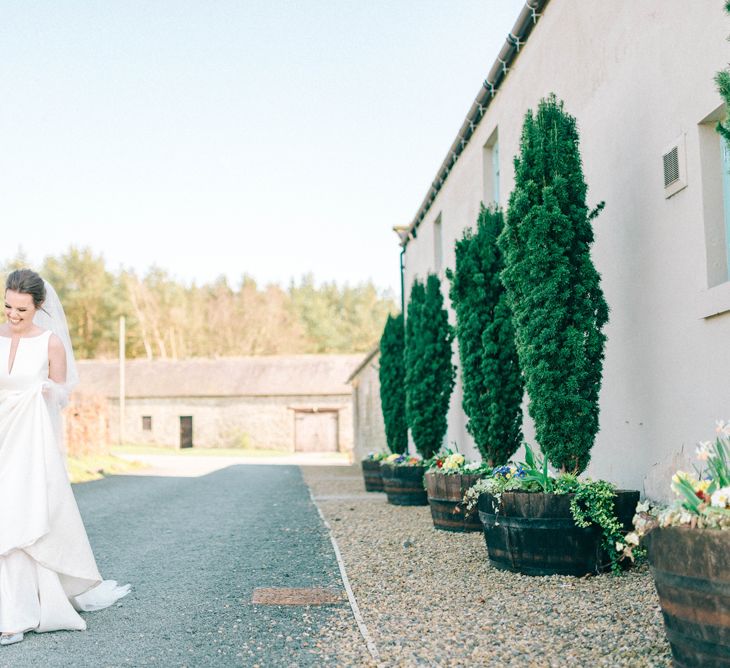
[394,0,730,500]
[77,355,361,453]
[347,347,388,460]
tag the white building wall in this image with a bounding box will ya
[403,1,730,499]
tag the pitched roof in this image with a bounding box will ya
[346,346,380,384]
[77,355,363,398]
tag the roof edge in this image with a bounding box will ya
[346,345,380,384]
[400,0,551,247]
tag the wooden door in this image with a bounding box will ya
[294,411,338,452]
[180,416,193,448]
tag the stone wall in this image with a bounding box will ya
[64,393,110,457]
[351,355,388,460]
[107,394,353,452]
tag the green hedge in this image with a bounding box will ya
[447,205,523,466]
[404,274,456,459]
[378,313,408,454]
[499,94,608,474]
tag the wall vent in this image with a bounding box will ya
[663,134,688,198]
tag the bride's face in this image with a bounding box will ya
[4,289,37,333]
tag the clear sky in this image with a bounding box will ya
[1,0,524,296]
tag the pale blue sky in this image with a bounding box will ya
[1,0,524,295]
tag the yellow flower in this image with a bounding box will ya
[694,479,711,494]
[672,470,693,485]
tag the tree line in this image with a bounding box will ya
[2,248,396,359]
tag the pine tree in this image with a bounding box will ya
[404,275,456,459]
[447,205,523,466]
[378,313,408,454]
[499,94,608,474]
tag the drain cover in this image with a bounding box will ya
[251,587,345,606]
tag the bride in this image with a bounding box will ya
[0,269,130,646]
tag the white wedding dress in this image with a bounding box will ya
[0,330,130,635]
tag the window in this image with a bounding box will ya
[721,134,730,277]
[434,214,443,274]
[483,128,500,206]
[142,416,152,431]
[699,108,730,289]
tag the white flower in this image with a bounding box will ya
[615,541,625,552]
[696,441,712,461]
[710,486,730,508]
[715,419,730,437]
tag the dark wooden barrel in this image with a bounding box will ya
[361,459,384,492]
[477,489,639,576]
[381,463,428,506]
[425,471,483,532]
[645,527,730,668]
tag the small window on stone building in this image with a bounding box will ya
[142,416,152,431]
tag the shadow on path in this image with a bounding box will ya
[1,465,349,667]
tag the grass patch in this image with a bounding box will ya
[111,445,350,460]
[111,444,297,457]
[68,453,147,484]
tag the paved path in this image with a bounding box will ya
[1,466,353,667]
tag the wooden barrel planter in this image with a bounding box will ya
[645,527,730,668]
[477,489,639,576]
[380,463,428,506]
[361,459,384,492]
[425,471,483,532]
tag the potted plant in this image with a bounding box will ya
[446,205,523,469]
[466,94,639,575]
[424,449,489,531]
[427,205,522,531]
[626,423,730,667]
[380,452,428,505]
[361,451,389,492]
[361,313,408,492]
[385,275,455,507]
[465,446,638,575]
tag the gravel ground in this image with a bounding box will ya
[1,465,369,668]
[302,465,673,668]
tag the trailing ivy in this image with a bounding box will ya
[378,313,408,454]
[404,274,456,459]
[447,205,523,466]
[499,94,609,475]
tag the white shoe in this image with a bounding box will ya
[0,632,24,645]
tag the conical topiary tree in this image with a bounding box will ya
[447,205,523,467]
[378,313,408,454]
[498,94,609,475]
[404,274,456,459]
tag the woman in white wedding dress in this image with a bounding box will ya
[0,269,130,646]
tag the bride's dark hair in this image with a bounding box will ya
[5,269,46,308]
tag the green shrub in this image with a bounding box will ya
[378,313,408,454]
[447,205,523,466]
[404,275,456,459]
[499,94,608,474]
